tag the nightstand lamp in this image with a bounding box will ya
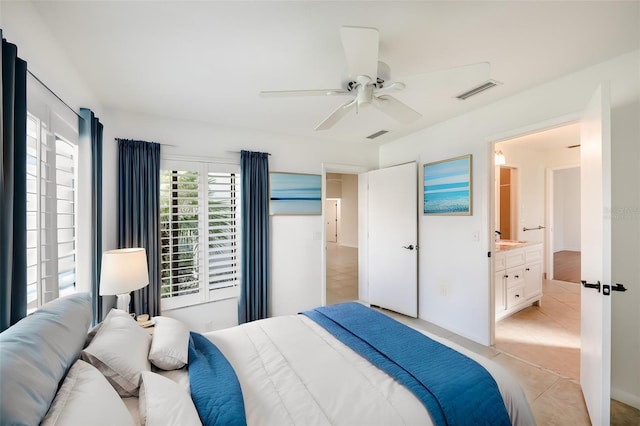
[100,248,149,313]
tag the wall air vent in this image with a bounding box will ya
[455,80,501,100]
[366,130,389,139]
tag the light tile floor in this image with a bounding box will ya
[325,244,640,424]
[326,243,359,306]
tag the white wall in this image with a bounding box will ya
[497,146,547,243]
[101,109,378,330]
[553,167,581,252]
[380,51,640,407]
[495,141,580,276]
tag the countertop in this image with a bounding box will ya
[494,240,542,252]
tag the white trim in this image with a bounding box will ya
[162,154,239,166]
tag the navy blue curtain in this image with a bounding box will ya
[79,108,104,325]
[117,139,161,317]
[0,31,28,332]
[239,150,270,324]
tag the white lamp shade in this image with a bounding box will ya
[99,248,150,296]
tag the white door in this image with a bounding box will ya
[325,200,338,243]
[580,83,612,425]
[368,162,418,317]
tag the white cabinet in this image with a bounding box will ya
[494,242,543,320]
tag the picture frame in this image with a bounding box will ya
[270,172,322,215]
[423,154,472,216]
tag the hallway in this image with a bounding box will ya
[326,242,358,305]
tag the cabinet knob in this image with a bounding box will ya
[525,268,530,271]
[504,275,509,279]
[514,275,519,279]
[515,294,520,298]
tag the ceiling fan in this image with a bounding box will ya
[260,26,422,131]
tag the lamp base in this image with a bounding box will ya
[116,293,131,313]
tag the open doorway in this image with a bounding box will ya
[493,122,582,381]
[325,173,360,305]
[550,166,581,283]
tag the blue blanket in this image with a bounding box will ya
[188,332,246,426]
[302,303,511,426]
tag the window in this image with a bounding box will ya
[160,160,240,310]
[26,77,79,312]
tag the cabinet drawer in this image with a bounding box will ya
[505,251,525,268]
[525,246,543,264]
[506,267,525,288]
[507,285,525,309]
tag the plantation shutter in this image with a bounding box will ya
[160,159,240,309]
[207,171,239,291]
[25,107,78,310]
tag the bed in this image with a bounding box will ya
[0,293,536,425]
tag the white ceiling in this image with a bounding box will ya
[28,1,639,145]
[497,122,581,153]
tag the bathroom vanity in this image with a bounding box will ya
[494,241,543,321]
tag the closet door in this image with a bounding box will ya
[368,162,418,317]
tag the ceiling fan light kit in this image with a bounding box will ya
[261,26,425,131]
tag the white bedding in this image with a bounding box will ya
[203,314,536,425]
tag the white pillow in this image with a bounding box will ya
[148,316,190,370]
[81,308,151,396]
[139,371,202,426]
[41,360,135,426]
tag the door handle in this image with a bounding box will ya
[581,280,601,293]
[612,283,627,292]
[402,244,415,251]
[582,281,627,296]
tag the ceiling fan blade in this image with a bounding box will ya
[372,95,421,123]
[340,26,379,80]
[260,89,349,97]
[315,99,357,131]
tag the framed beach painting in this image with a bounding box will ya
[423,154,472,215]
[270,172,322,215]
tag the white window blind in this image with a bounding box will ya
[207,172,239,290]
[160,160,240,309]
[26,112,78,312]
[160,169,202,300]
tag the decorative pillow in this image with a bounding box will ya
[148,316,190,370]
[0,293,92,425]
[139,371,202,426]
[41,360,135,426]
[82,308,151,396]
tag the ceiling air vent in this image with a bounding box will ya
[366,130,389,140]
[455,80,501,100]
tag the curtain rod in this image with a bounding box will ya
[227,150,271,155]
[27,69,81,119]
[114,138,176,147]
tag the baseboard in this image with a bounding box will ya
[612,386,640,410]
